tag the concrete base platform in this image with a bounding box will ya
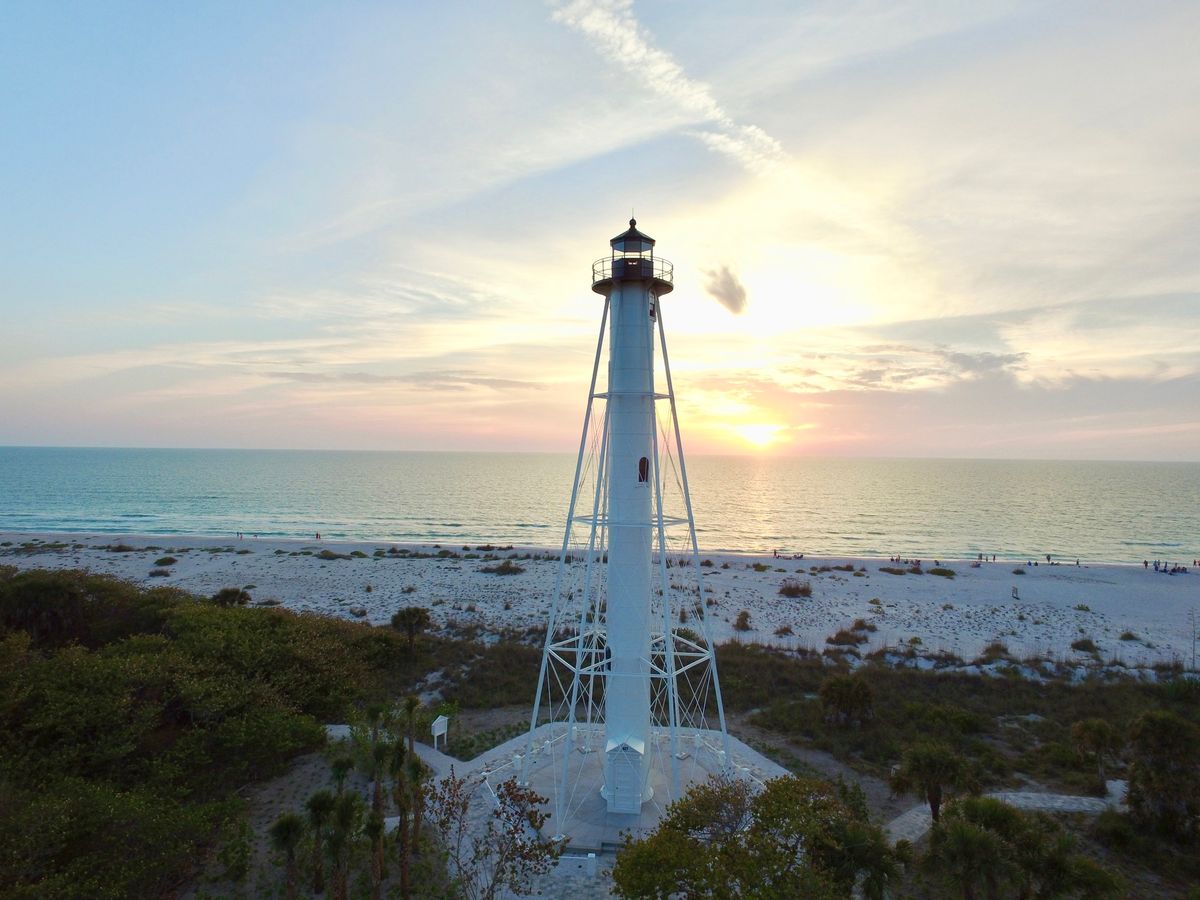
[469,724,790,852]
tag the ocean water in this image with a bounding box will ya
[0,447,1196,564]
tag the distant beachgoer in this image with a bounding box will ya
[1075,559,1079,566]
[1012,586,1019,600]
[1144,560,1149,569]
[1046,554,1051,563]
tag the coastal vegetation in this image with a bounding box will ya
[924,796,1122,898]
[612,774,900,898]
[1,567,1197,895]
[0,567,518,896]
[715,641,1200,892]
[479,559,525,576]
[778,577,813,598]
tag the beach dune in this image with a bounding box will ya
[2,531,1195,673]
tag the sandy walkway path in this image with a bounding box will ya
[885,781,1126,844]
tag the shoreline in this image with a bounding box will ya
[0,526,1179,568]
[3,530,1196,670]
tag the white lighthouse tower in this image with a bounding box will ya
[520,221,731,842]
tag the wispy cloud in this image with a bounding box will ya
[264,370,542,391]
[703,266,748,314]
[551,0,785,173]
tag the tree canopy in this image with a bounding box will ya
[612,774,900,899]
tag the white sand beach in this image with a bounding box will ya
[3,531,1196,672]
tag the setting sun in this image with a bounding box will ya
[732,423,786,449]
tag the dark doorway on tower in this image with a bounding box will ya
[638,456,649,483]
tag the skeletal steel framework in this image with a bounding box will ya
[523,221,730,838]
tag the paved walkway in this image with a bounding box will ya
[411,739,459,779]
[886,781,1126,844]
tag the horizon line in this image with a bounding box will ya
[0,443,1197,465]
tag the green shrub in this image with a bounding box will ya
[0,570,431,895]
[0,778,225,899]
[1092,808,1136,850]
[1072,637,1098,653]
[928,567,955,578]
[480,559,525,575]
[211,587,251,607]
[879,567,906,576]
[440,641,541,708]
[979,641,1010,661]
[779,578,812,598]
[154,556,178,567]
[826,628,867,646]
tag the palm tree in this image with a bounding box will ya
[834,819,900,900]
[929,818,1007,900]
[268,812,306,900]
[403,695,420,756]
[890,742,971,822]
[365,810,386,900]
[365,701,388,743]
[391,606,432,653]
[390,742,412,898]
[306,789,336,894]
[406,753,427,853]
[371,739,393,816]
[327,792,363,900]
[331,755,354,795]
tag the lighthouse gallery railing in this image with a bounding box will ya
[592,256,673,285]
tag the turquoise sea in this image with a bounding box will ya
[0,448,1196,564]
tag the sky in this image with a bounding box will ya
[1,0,1198,460]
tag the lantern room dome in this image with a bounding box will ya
[610,218,655,254]
[593,218,673,295]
